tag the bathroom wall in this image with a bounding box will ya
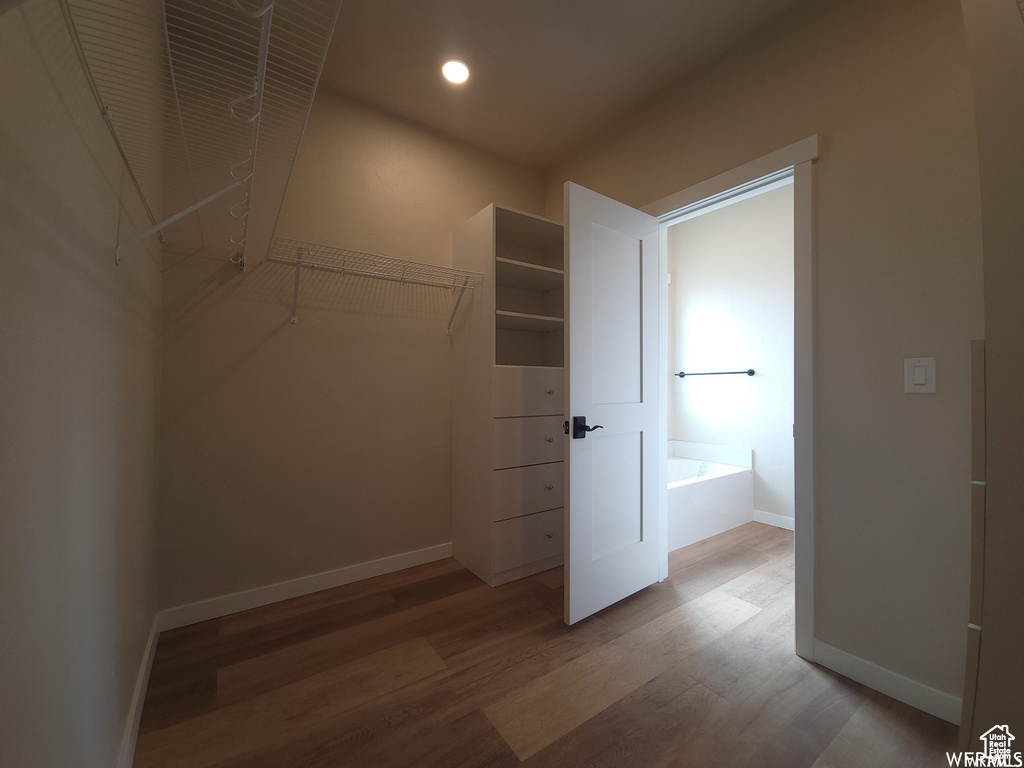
[545,0,983,702]
[158,90,546,609]
[667,183,794,522]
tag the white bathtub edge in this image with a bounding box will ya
[668,440,752,469]
[753,509,796,531]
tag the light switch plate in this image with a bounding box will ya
[904,357,936,394]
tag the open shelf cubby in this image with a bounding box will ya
[494,207,563,270]
[492,209,564,367]
[495,327,564,368]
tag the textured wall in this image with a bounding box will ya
[158,91,545,608]
[0,2,162,766]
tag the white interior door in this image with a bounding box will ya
[565,181,662,625]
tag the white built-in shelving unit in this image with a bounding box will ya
[450,204,567,586]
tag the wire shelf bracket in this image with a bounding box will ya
[268,237,480,332]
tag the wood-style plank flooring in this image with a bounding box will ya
[134,523,957,767]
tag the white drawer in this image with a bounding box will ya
[492,462,564,522]
[493,367,564,417]
[493,416,564,469]
[492,508,564,573]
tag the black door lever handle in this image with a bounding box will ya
[572,416,604,439]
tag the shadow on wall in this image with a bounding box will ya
[162,255,461,336]
[156,241,457,607]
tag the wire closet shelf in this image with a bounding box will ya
[60,0,343,270]
[268,237,481,331]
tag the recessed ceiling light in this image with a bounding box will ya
[442,60,469,84]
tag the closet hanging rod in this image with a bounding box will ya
[675,369,756,378]
[130,178,246,245]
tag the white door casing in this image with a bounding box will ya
[641,135,818,659]
[564,182,662,625]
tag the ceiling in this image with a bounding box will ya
[318,0,807,169]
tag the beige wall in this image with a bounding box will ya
[959,0,1024,738]
[546,0,983,698]
[0,2,161,766]
[158,91,545,608]
[668,184,795,520]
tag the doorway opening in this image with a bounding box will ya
[663,172,794,550]
[643,135,819,659]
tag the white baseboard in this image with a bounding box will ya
[120,543,452,767]
[753,509,796,531]
[812,639,961,724]
[156,542,453,632]
[119,614,160,768]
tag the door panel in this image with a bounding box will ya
[590,224,643,405]
[565,182,662,625]
[590,431,643,558]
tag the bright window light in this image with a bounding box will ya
[442,60,469,84]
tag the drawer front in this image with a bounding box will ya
[493,367,564,417]
[492,462,564,522]
[493,416,564,469]
[492,508,564,573]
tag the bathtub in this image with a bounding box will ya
[667,440,754,552]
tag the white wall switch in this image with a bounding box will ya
[904,357,936,394]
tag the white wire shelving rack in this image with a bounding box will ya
[269,237,481,333]
[59,0,342,270]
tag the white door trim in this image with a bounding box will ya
[642,135,819,660]
[792,155,815,659]
[642,135,820,217]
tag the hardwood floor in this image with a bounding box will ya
[134,523,957,767]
